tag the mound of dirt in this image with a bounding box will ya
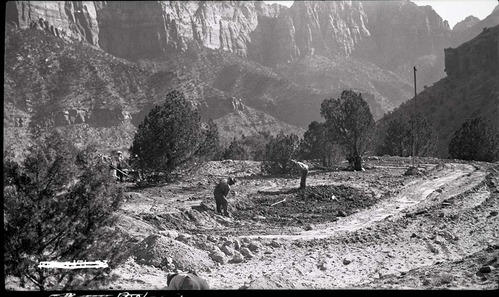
[230,185,380,226]
[131,234,215,273]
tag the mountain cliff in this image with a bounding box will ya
[5,1,453,69]
[453,16,480,32]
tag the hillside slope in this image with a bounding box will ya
[3,26,303,157]
[376,25,499,158]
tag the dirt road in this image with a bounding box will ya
[200,162,498,289]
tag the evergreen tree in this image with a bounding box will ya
[130,90,211,178]
[381,116,411,156]
[320,90,375,170]
[4,132,124,290]
[448,117,499,162]
[409,112,438,157]
[380,112,437,157]
[299,121,336,167]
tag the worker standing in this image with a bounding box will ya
[213,177,236,217]
[291,159,309,189]
[116,151,124,182]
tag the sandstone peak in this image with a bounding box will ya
[453,16,481,32]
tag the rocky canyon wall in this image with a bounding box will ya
[6,1,452,68]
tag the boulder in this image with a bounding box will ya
[233,239,242,250]
[479,266,493,273]
[159,230,178,239]
[222,245,235,256]
[176,233,192,242]
[270,240,281,248]
[248,241,262,252]
[240,247,254,258]
[232,251,244,263]
[222,240,233,247]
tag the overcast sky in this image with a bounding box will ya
[263,0,498,29]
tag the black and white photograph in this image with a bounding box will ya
[3,0,499,292]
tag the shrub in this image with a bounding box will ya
[223,137,250,160]
[380,112,437,157]
[380,115,412,157]
[448,117,499,162]
[261,132,300,174]
[3,131,124,290]
[222,131,272,161]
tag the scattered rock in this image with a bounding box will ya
[343,258,352,265]
[438,212,445,218]
[404,167,421,176]
[231,251,244,263]
[248,241,262,252]
[243,274,296,289]
[222,240,233,247]
[233,239,242,250]
[337,210,347,217]
[207,235,218,243]
[222,245,235,256]
[270,240,281,248]
[176,233,192,242]
[253,215,266,220]
[434,235,445,244]
[304,224,313,231]
[485,257,497,266]
[479,266,493,273]
[240,247,254,258]
[318,262,327,271]
[439,273,454,284]
[410,233,419,238]
[489,211,498,217]
[159,230,179,239]
[210,250,226,264]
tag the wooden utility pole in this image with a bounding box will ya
[412,66,417,168]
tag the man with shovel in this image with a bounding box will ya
[213,177,236,217]
[291,159,309,189]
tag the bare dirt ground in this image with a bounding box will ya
[104,157,499,290]
[6,157,498,290]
